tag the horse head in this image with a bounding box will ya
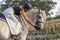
[27,9,44,30]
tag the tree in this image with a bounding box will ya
[0,0,57,16]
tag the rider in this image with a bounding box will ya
[12,2,35,27]
[20,2,35,26]
[2,2,35,34]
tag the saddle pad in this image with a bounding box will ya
[0,13,6,21]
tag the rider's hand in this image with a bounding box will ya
[34,25,40,30]
[30,22,35,26]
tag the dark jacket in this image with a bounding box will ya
[12,6,21,15]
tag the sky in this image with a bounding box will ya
[0,0,2,2]
[50,0,60,17]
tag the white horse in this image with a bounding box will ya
[0,9,44,40]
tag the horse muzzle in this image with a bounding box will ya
[34,23,43,30]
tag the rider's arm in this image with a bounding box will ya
[20,9,35,27]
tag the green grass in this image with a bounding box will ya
[40,33,60,39]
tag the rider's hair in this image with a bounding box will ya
[23,2,32,10]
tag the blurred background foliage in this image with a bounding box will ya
[0,0,56,16]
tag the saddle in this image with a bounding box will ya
[0,13,6,22]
